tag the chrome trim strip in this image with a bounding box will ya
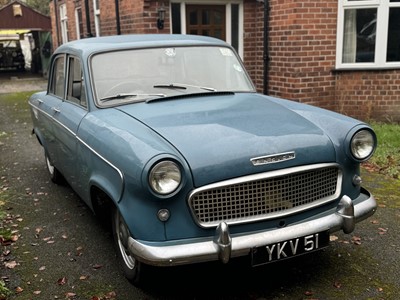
[29,102,76,136]
[128,189,376,267]
[29,102,124,200]
[188,163,342,228]
[76,136,125,200]
[251,151,296,166]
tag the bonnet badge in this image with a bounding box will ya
[251,151,296,166]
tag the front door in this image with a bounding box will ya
[186,5,226,41]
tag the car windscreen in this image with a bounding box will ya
[90,46,255,106]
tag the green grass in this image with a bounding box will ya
[0,279,12,299]
[367,122,400,179]
[0,204,12,299]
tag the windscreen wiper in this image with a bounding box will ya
[153,83,216,91]
[100,93,166,102]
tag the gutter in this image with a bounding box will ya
[115,0,121,35]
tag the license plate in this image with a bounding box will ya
[251,231,330,266]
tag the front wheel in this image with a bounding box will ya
[112,207,147,286]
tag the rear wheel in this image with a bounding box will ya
[45,152,62,184]
[112,207,147,286]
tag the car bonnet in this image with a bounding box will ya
[116,93,336,187]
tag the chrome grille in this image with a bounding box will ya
[189,164,341,227]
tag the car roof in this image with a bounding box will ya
[54,34,229,57]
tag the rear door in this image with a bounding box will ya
[36,54,66,168]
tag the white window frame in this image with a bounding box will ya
[75,7,83,39]
[336,0,400,69]
[93,0,101,37]
[171,1,244,58]
[60,4,68,44]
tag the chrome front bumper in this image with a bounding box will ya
[128,188,376,267]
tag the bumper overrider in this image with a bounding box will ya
[128,187,376,267]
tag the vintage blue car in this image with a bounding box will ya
[28,34,377,285]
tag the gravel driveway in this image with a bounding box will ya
[0,73,47,94]
[0,75,399,299]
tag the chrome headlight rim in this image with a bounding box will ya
[349,128,377,162]
[148,160,182,196]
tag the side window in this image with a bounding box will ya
[67,57,87,108]
[50,56,65,98]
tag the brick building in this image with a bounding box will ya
[49,0,400,122]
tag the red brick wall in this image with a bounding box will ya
[99,0,168,35]
[266,0,338,111]
[335,71,400,122]
[242,1,265,93]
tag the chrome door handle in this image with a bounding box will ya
[51,107,61,113]
[37,99,44,104]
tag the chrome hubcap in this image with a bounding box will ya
[46,157,54,175]
[116,212,136,270]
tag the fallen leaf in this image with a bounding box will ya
[304,290,314,296]
[5,261,18,269]
[76,246,83,256]
[351,236,362,245]
[57,277,68,285]
[93,264,103,269]
[66,292,76,298]
[378,228,388,235]
[106,291,117,298]
[330,235,338,242]
[79,275,89,280]
[334,281,342,288]
[33,290,41,295]
[39,266,46,271]
[15,286,23,293]
[0,237,12,246]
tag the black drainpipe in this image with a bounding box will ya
[115,0,121,35]
[84,0,93,37]
[263,0,270,95]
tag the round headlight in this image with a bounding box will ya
[149,161,181,195]
[350,129,376,161]
[12,51,17,57]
